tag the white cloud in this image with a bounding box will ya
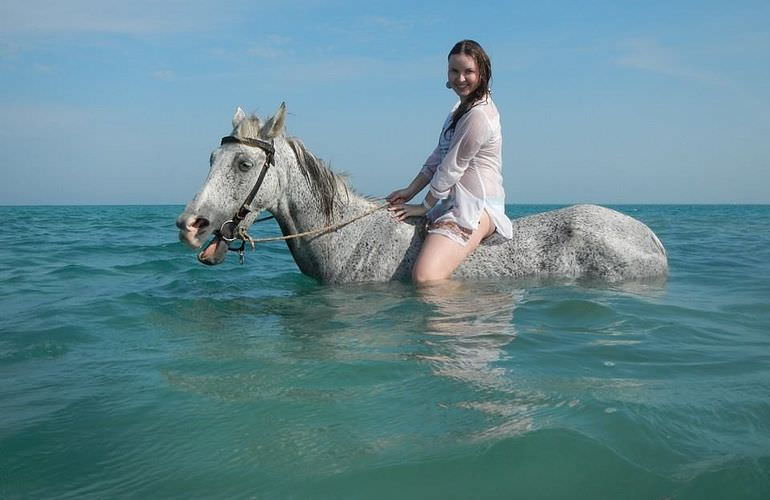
[361,15,413,32]
[247,47,287,59]
[247,34,293,59]
[265,34,292,46]
[151,70,175,81]
[616,38,730,86]
[0,0,224,34]
[269,54,436,84]
[0,103,94,136]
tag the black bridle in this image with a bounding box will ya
[217,135,276,243]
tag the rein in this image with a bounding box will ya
[213,135,388,264]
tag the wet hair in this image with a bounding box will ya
[445,39,492,138]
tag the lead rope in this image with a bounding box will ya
[233,202,390,263]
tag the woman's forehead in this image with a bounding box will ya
[448,53,477,70]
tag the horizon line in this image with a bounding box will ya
[2,202,769,208]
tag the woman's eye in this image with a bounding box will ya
[239,161,254,172]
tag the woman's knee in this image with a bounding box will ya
[412,261,449,285]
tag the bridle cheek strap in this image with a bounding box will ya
[217,136,276,241]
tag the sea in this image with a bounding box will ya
[1,204,768,499]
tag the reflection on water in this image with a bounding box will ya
[418,281,520,336]
[416,281,538,439]
[585,275,668,299]
[417,281,520,389]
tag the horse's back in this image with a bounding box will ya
[458,204,667,281]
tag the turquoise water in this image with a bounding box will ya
[1,204,769,499]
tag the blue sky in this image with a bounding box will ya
[1,0,769,204]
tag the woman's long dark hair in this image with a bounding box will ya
[445,40,492,138]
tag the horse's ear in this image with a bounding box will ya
[263,102,287,138]
[232,107,247,129]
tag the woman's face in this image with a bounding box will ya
[447,53,480,100]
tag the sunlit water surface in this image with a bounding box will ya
[1,205,769,499]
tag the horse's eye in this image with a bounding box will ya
[239,161,254,172]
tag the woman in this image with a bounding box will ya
[387,40,513,284]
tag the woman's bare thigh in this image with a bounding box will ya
[412,211,494,284]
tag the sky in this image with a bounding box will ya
[1,0,769,205]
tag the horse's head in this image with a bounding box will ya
[176,103,287,265]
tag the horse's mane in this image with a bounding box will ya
[286,136,347,221]
[234,114,352,221]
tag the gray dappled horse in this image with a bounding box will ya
[177,104,668,284]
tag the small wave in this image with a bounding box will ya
[292,428,675,499]
[44,264,119,279]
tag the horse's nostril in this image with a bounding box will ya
[177,216,210,232]
[191,217,210,230]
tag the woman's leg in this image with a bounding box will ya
[412,210,495,285]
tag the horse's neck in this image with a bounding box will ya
[274,163,372,232]
[270,150,377,281]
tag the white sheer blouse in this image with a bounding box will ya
[419,97,513,244]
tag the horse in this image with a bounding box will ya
[176,103,668,284]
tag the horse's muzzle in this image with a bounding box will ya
[197,235,229,265]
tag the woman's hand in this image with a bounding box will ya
[386,187,415,205]
[388,203,427,222]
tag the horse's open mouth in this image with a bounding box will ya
[197,235,229,265]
